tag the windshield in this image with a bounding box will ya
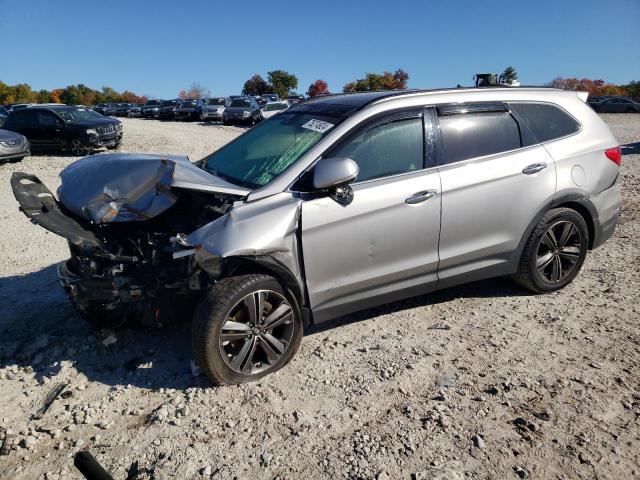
[229,99,250,108]
[181,101,197,107]
[208,98,225,105]
[55,108,105,123]
[264,103,287,111]
[204,113,342,189]
[161,100,177,106]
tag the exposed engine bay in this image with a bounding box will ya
[10,154,248,327]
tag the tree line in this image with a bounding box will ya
[0,81,148,106]
[2,69,638,106]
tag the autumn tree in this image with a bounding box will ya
[343,69,409,92]
[267,70,298,99]
[242,74,269,96]
[550,77,628,97]
[307,79,329,97]
[178,82,210,99]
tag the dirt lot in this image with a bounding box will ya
[0,116,638,480]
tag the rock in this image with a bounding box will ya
[470,446,483,459]
[377,472,389,480]
[261,452,274,465]
[201,465,213,476]
[485,386,500,395]
[472,435,485,449]
[23,436,37,450]
[589,362,602,369]
[513,466,529,478]
[435,374,456,388]
[428,322,452,330]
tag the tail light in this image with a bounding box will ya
[605,146,621,166]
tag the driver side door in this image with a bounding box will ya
[300,108,442,322]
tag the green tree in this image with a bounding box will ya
[342,69,409,93]
[36,89,51,103]
[242,74,269,96]
[501,66,518,84]
[267,70,298,99]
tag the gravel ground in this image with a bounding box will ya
[0,115,638,480]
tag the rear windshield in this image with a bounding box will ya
[230,99,250,107]
[264,103,287,111]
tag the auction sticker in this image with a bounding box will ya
[301,119,334,133]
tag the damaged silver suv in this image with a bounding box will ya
[11,88,621,385]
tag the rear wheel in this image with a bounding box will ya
[625,108,635,113]
[191,274,303,385]
[513,208,588,293]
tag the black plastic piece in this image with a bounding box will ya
[74,451,114,480]
[10,172,104,250]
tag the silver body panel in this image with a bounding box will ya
[182,88,621,323]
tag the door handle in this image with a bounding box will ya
[522,163,547,175]
[405,190,437,204]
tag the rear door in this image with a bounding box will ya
[301,108,442,322]
[36,110,66,148]
[435,103,556,286]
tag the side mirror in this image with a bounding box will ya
[312,157,359,205]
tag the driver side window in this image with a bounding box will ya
[38,111,60,126]
[331,116,424,183]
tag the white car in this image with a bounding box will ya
[260,101,289,119]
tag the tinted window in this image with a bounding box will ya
[230,99,250,107]
[438,111,521,164]
[10,110,38,127]
[509,103,579,143]
[38,111,59,126]
[331,116,424,182]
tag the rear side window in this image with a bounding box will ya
[509,103,579,143]
[9,110,38,127]
[38,111,59,126]
[438,111,521,164]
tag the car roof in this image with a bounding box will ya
[293,87,577,116]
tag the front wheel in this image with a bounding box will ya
[69,138,91,156]
[513,208,589,293]
[191,274,303,385]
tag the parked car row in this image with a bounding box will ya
[104,94,296,125]
[588,95,640,113]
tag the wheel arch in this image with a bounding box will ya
[515,193,597,263]
[220,255,312,328]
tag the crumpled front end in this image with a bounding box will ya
[11,153,248,326]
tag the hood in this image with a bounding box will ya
[57,153,250,224]
[67,117,120,128]
[0,129,25,141]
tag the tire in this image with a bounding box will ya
[222,120,230,126]
[191,274,303,385]
[513,208,589,293]
[625,108,635,113]
[107,142,121,150]
[69,138,91,156]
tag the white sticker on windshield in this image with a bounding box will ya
[301,119,334,133]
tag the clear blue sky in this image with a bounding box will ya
[1,0,638,98]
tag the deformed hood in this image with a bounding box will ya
[57,153,250,224]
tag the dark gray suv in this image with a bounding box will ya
[222,97,262,125]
